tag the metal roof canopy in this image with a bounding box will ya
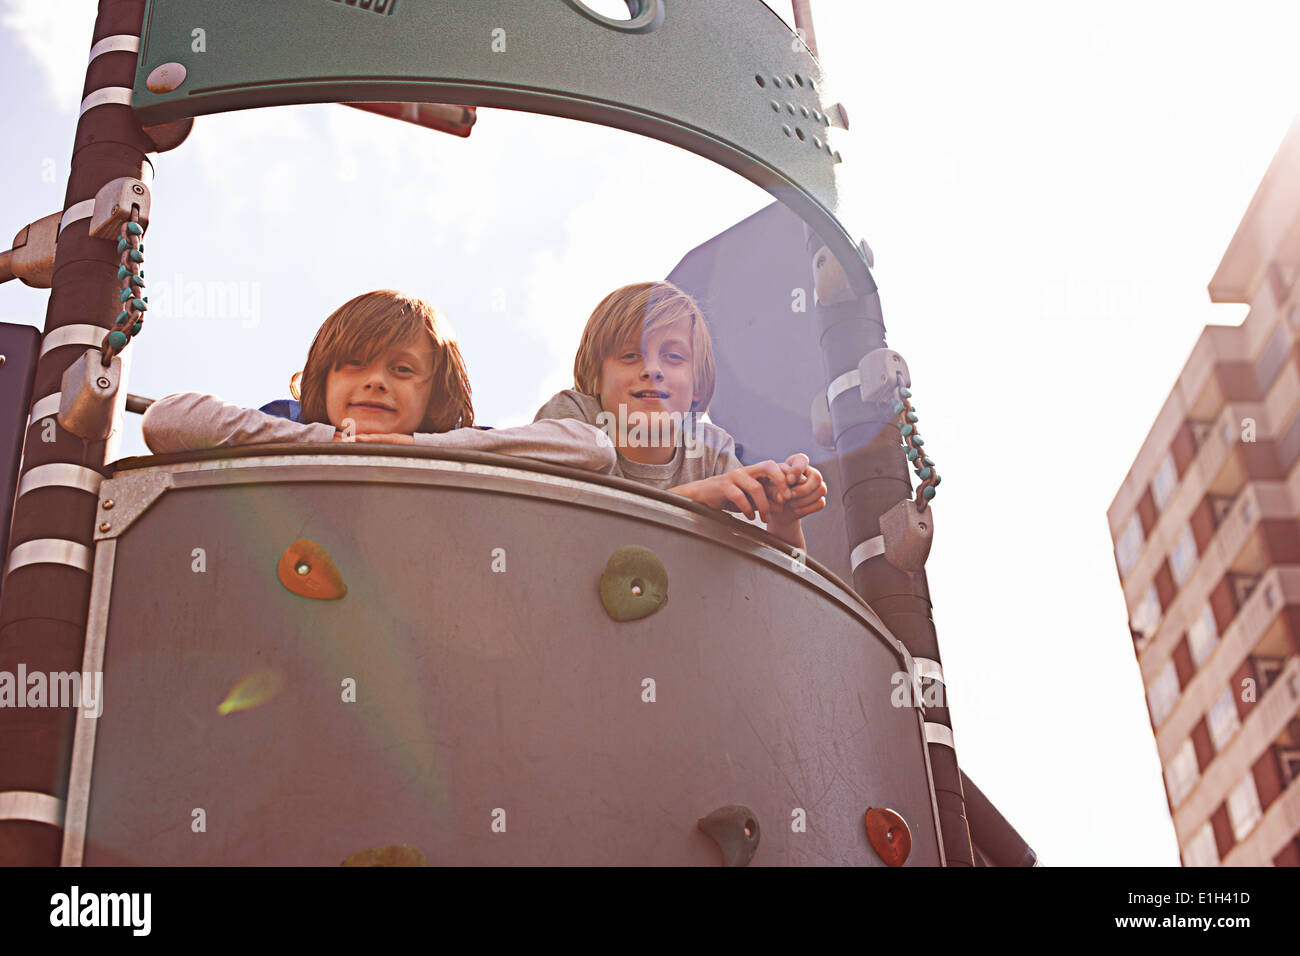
[131,0,869,295]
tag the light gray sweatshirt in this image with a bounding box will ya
[141,391,618,473]
[533,388,745,492]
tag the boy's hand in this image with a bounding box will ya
[670,460,791,522]
[773,453,827,519]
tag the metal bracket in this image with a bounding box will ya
[857,348,910,404]
[94,467,174,541]
[1,212,60,288]
[879,496,933,572]
[58,349,120,439]
[88,178,150,239]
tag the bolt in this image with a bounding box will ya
[0,354,6,368]
[99,522,110,532]
[132,184,145,195]
[96,376,111,389]
[102,499,114,510]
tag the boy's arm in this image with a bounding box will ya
[142,392,336,454]
[411,419,617,473]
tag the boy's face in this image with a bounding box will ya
[325,339,436,435]
[596,321,700,438]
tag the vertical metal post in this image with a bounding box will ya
[808,233,976,867]
[792,0,819,58]
[0,0,152,865]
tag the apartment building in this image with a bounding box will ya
[1108,121,1300,867]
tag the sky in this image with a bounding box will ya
[4,0,1300,866]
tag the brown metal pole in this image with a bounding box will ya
[792,0,819,58]
[808,235,976,867]
[0,0,153,865]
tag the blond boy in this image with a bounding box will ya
[534,281,825,548]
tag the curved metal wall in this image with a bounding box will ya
[66,451,941,865]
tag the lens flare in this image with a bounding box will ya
[217,669,283,715]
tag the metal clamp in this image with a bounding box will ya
[858,348,910,405]
[58,348,121,439]
[88,178,150,239]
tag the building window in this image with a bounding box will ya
[1165,739,1199,806]
[1226,775,1262,842]
[1183,821,1219,867]
[1152,452,1178,511]
[1115,513,1144,577]
[1131,584,1162,638]
[1207,687,1241,752]
[1187,603,1219,667]
[1170,525,1198,587]
[1148,660,1180,727]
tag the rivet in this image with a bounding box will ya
[96,376,111,389]
[146,62,187,94]
[295,561,311,576]
[782,125,792,137]
[785,75,795,87]
[813,138,822,149]
[770,100,779,111]
[101,499,114,510]
[772,75,782,87]
[786,103,795,115]
[98,522,110,532]
[0,355,6,368]
[800,106,809,118]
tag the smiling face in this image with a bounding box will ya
[596,320,701,462]
[323,339,436,435]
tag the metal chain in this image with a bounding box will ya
[101,209,147,366]
[893,374,940,512]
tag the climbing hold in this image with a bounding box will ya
[892,400,904,414]
[599,545,667,621]
[905,411,919,423]
[913,437,924,446]
[906,448,919,461]
[107,331,127,350]
[918,467,932,479]
[864,807,911,866]
[129,275,145,288]
[923,456,934,467]
[116,311,130,325]
[276,538,347,600]
[117,265,130,280]
[697,805,760,867]
[341,844,427,867]
[130,321,143,335]
[128,250,144,263]
[131,298,147,312]
[119,288,132,303]
[898,386,911,399]
[126,221,143,236]
[922,485,936,500]
[116,237,130,253]
[933,474,941,486]
[900,424,913,437]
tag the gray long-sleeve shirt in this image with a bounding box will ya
[141,391,618,473]
[532,388,745,491]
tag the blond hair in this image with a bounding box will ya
[572,281,716,412]
[297,290,474,432]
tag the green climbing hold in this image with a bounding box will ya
[116,310,130,324]
[116,265,129,280]
[128,250,144,263]
[923,456,934,466]
[119,289,131,303]
[599,545,668,622]
[922,486,936,500]
[933,474,941,486]
[129,275,145,288]
[126,222,143,236]
[107,330,127,350]
[906,448,919,461]
[913,437,924,446]
[893,401,905,414]
[131,298,147,312]
[900,424,914,436]
[919,467,932,479]
[906,411,919,423]
[131,320,143,335]
[898,386,911,398]
[116,237,130,253]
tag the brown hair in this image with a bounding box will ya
[572,281,716,412]
[297,290,474,432]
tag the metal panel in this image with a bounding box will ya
[0,322,40,591]
[131,0,871,296]
[76,453,940,865]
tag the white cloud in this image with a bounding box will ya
[1,0,97,110]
